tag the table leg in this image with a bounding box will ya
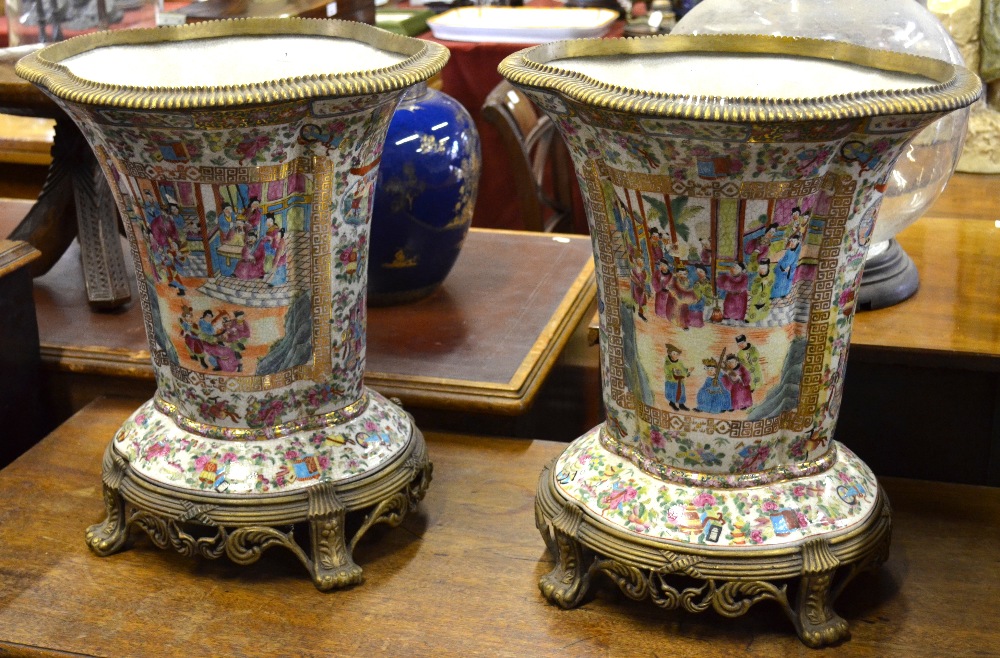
[72,135,131,309]
[8,116,130,309]
[8,116,78,277]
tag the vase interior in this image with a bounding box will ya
[551,52,933,98]
[62,36,409,87]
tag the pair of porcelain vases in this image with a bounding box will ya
[17,18,980,647]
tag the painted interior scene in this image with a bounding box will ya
[608,182,826,422]
[120,175,315,377]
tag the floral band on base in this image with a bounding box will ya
[599,424,838,489]
[153,391,370,441]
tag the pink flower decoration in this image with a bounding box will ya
[749,529,764,544]
[692,492,717,508]
[144,442,170,460]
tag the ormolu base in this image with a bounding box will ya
[534,460,892,648]
[85,428,431,591]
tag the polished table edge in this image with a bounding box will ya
[366,228,597,414]
[0,238,40,275]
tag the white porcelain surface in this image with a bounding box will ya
[63,36,407,87]
[427,7,617,43]
[551,52,935,98]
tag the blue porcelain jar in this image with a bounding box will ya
[368,82,481,305]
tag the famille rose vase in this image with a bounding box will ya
[17,18,448,589]
[500,35,980,645]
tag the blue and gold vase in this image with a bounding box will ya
[369,82,481,305]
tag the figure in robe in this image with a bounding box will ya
[245,197,263,234]
[268,229,288,286]
[179,305,208,368]
[722,354,753,410]
[663,344,691,411]
[166,203,188,251]
[142,190,163,227]
[771,233,802,299]
[735,334,764,390]
[149,209,186,295]
[716,262,749,322]
[746,259,774,323]
[218,203,240,245]
[648,227,665,263]
[660,267,698,329]
[233,229,267,280]
[653,260,674,318]
[745,224,777,270]
[203,312,242,373]
[686,266,712,329]
[228,310,251,350]
[695,359,732,414]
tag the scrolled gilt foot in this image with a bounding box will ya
[308,481,364,591]
[312,558,365,592]
[84,488,129,557]
[537,499,595,609]
[85,448,130,556]
[789,539,851,648]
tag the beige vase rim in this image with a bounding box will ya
[499,33,983,122]
[15,17,450,110]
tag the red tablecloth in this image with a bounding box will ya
[422,14,623,232]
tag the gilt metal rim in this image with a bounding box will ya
[499,33,983,122]
[15,17,450,109]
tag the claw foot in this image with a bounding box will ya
[313,561,364,591]
[85,516,129,556]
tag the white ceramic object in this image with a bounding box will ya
[501,32,980,646]
[17,17,449,590]
[427,6,617,43]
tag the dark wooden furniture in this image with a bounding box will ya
[482,80,576,233]
[0,237,41,467]
[0,47,130,309]
[0,395,996,656]
[420,12,621,234]
[839,172,1000,486]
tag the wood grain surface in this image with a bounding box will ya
[850,174,1000,364]
[0,396,997,657]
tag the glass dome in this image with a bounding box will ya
[673,0,969,249]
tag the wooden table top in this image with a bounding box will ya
[850,173,1000,366]
[0,396,997,657]
[1,203,596,414]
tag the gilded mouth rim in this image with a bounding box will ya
[15,17,450,110]
[499,33,983,122]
